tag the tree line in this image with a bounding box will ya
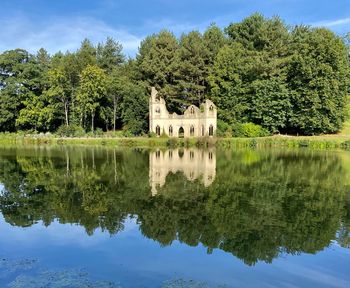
[1,13,349,136]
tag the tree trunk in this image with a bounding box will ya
[91,112,94,132]
[113,95,116,132]
[64,102,69,126]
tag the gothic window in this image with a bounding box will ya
[190,107,195,114]
[179,127,184,138]
[209,105,214,112]
[190,125,195,136]
[209,152,213,160]
[201,125,205,136]
[190,151,194,159]
[169,125,173,136]
[156,150,160,158]
[156,125,161,136]
[155,107,160,114]
[209,124,214,136]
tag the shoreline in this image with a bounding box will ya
[1,134,350,150]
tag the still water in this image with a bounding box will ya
[0,146,349,287]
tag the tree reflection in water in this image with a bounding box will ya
[0,146,349,266]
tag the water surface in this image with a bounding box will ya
[0,146,349,287]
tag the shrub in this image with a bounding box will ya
[166,138,178,148]
[56,124,85,137]
[232,122,270,138]
[94,128,104,136]
[217,120,232,137]
[121,129,133,137]
[148,132,157,138]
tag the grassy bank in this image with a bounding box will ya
[2,132,350,150]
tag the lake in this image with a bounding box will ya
[0,146,349,287]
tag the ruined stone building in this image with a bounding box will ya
[149,148,216,195]
[149,87,217,137]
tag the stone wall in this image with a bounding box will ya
[149,87,217,137]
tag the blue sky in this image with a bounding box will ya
[0,0,349,57]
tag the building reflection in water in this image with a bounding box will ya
[149,148,216,195]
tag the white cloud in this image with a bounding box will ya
[312,17,350,28]
[0,14,143,57]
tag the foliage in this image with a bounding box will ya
[287,27,350,135]
[76,65,107,132]
[216,119,232,137]
[56,124,85,137]
[121,83,148,135]
[232,122,270,138]
[0,14,349,136]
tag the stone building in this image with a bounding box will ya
[149,148,216,195]
[149,87,217,137]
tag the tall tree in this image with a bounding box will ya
[136,30,179,110]
[97,37,125,73]
[76,39,97,71]
[121,83,148,135]
[287,27,350,134]
[0,49,30,131]
[76,65,107,132]
[175,31,209,108]
[209,43,250,124]
[46,67,72,126]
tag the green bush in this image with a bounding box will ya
[232,122,270,138]
[94,128,104,136]
[217,120,232,137]
[56,125,85,137]
[166,138,178,148]
[148,132,157,138]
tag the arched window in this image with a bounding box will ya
[209,105,214,112]
[190,107,195,114]
[209,124,214,136]
[209,152,213,160]
[156,125,161,136]
[190,125,195,136]
[201,125,205,136]
[179,127,184,138]
[155,107,160,114]
[156,150,160,158]
[169,125,173,136]
[190,151,194,159]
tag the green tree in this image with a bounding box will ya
[0,49,31,131]
[46,67,72,126]
[16,92,54,131]
[76,65,107,132]
[121,83,148,134]
[250,78,291,133]
[97,37,124,73]
[287,27,350,134]
[76,39,97,70]
[175,31,209,108]
[136,30,179,110]
[209,43,249,124]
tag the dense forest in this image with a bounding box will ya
[0,13,349,136]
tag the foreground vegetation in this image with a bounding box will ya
[2,132,350,150]
[0,14,349,136]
